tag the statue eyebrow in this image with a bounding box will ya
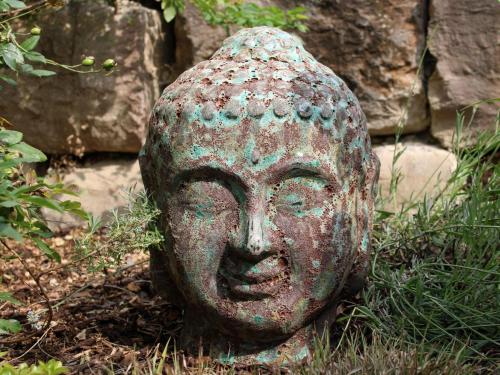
[267,161,331,184]
[171,166,248,191]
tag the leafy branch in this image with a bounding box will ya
[0,0,117,89]
[158,0,308,34]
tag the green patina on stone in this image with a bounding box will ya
[254,315,264,324]
[140,26,379,366]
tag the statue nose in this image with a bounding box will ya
[247,213,267,256]
[245,207,271,256]
[227,196,274,258]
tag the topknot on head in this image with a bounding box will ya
[212,26,311,64]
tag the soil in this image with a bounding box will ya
[0,228,187,373]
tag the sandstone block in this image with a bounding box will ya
[43,158,143,231]
[0,0,166,154]
[374,143,457,210]
[428,0,500,148]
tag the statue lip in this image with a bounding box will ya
[219,254,288,298]
[222,255,284,283]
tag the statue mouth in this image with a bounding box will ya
[218,253,289,300]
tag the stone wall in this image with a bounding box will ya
[0,0,170,154]
[1,0,497,223]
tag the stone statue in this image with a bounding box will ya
[140,27,379,365]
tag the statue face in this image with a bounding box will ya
[160,107,362,340]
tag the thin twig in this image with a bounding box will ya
[11,326,51,362]
[0,239,53,331]
[0,1,49,24]
[36,250,97,279]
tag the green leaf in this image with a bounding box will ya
[0,222,23,241]
[9,141,47,162]
[0,159,22,171]
[33,237,61,263]
[0,129,23,145]
[23,195,63,212]
[19,63,34,73]
[60,200,87,219]
[24,51,46,63]
[0,43,24,71]
[0,291,21,305]
[163,6,176,22]
[20,35,40,51]
[0,75,17,86]
[0,200,19,208]
[29,69,56,77]
[0,319,22,335]
[35,360,69,375]
[296,24,308,33]
[4,0,26,9]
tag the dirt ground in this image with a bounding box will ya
[0,228,189,373]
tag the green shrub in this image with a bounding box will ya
[0,127,87,333]
[0,0,114,336]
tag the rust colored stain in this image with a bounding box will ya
[140,27,380,365]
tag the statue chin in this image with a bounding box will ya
[141,26,379,365]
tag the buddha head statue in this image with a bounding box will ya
[140,27,379,365]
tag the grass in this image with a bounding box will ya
[370,112,498,351]
[335,109,499,373]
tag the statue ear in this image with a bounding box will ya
[367,152,381,202]
[149,229,185,307]
[343,152,380,299]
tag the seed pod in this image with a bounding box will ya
[81,56,95,66]
[30,26,41,36]
[102,58,117,71]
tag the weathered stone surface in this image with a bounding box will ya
[428,0,500,148]
[44,159,143,231]
[175,0,429,135]
[374,142,457,210]
[141,27,379,365]
[0,0,167,154]
[174,3,230,72]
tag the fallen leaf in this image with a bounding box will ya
[126,282,141,292]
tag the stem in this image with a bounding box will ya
[45,59,100,74]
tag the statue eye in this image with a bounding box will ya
[176,180,238,217]
[276,193,310,216]
[272,176,330,217]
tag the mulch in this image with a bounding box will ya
[0,228,187,373]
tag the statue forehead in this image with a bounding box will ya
[145,27,373,182]
[166,112,342,177]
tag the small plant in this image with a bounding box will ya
[0,127,86,333]
[75,190,163,273]
[0,358,69,375]
[158,0,308,34]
